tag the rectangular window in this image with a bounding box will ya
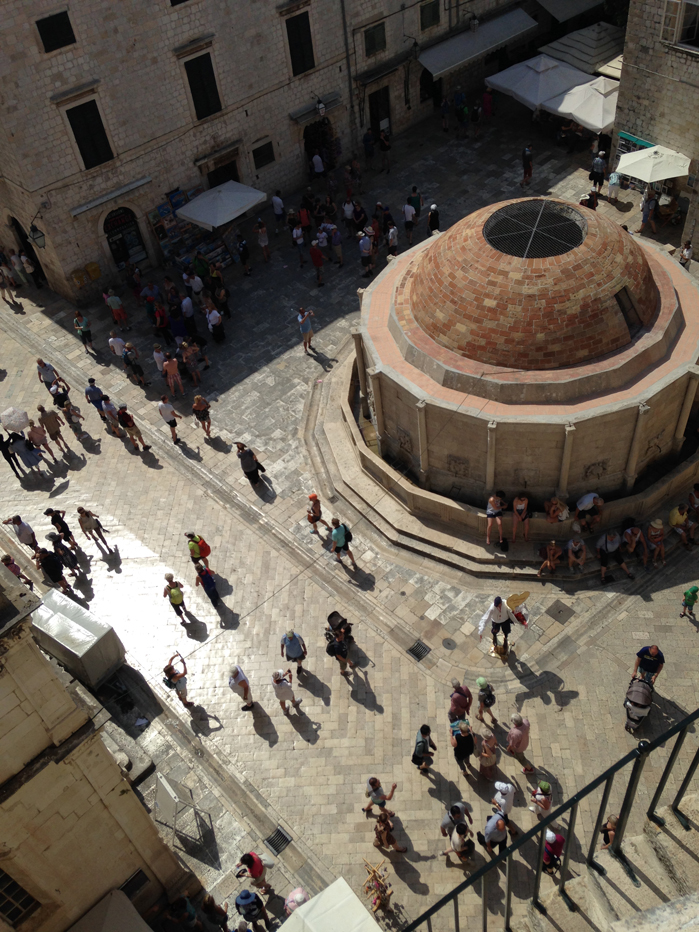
[0,869,40,927]
[184,53,222,120]
[420,0,441,30]
[66,100,114,170]
[36,11,76,53]
[364,22,386,57]
[252,141,275,169]
[286,12,315,76]
[171,0,191,4]
[680,0,699,46]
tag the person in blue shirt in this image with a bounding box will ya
[331,517,356,567]
[633,645,664,685]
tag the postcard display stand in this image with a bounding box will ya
[148,187,233,273]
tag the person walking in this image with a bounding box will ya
[37,404,69,453]
[192,395,212,437]
[109,331,127,366]
[77,507,111,550]
[84,379,107,422]
[162,352,184,396]
[309,240,325,287]
[449,677,472,721]
[412,724,437,774]
[402,200,416,245]
[298,307,315,355]
[307,492,330,534]
[680,585,698,619]
[492,781,519,838]
[428,204,440,233]
[507,712,534,774]
[158,395,182,444]
[520,145,533,188]
[73,312,94,353]
[477,596,512,651]
[480,814,508,857]
[633,644,664,685]
[229,663,254,710]
[529,780,553,817]
[100,396,121,438]
[440,801,474,843]
[106,290,130,331]
[281,629,307,673]
[476,677,498,725]
[185,532,211,569]
[236,442,263,486]
[34,547,72,593]
[327,628,355,677]
[47,532,79,580]
[597,529,635,584]
[0,432,23,479]
[236,853,271,895]
[27,419,57,462]
[206,304,225,344]
[363,777,398,815]
[123,344,150,387]
[62,401,88,442]
[330,225,344,267]
[1,553,33,588]
[164,573,187,621]
[44,508,78,549]
[358,228,373,278]
[10,249,27,285]
[330,517,356,567]
[590,151,606,193]
[637,189,658,235]
[36,358,61,392]
[117,405,151,452]
[386,220,398,256]
[374,811,408,853]
[195,564,220,606]
[272,668,299,713]
[442,822,474,863]
[3,515,38,552]
[163,653,194,708]
[8,431,45,475]
[478,730,498,782]
[451,721,476,778]
[234,890,271,932]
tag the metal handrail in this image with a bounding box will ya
[403,704,699,932]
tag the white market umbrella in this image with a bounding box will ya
[175,180,267,232]
[1,407,29,432]
[281,878,382,932]
[616,145,691,183]
[486,54,590,110]
[541,75,618,133]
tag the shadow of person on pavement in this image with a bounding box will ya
[350,667,384,713]
[255,474,276,503]
[182,611,208,641]
[390,857,430,895]
[214,574,234,597]
[287,707,321,744]
[250,703,279,747]
[205,435,231,454]
[48,478,71,497]
[216,605,239,629]
[101,543,123,573]
[348,642,375,670]
[176,440,203,462]
[308,348,338,372]
[508,650,579,708]
[190,707,223,737]
[297,668,331,706]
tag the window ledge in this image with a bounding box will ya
[50,78,100,104]
[277,0,310,14]
[661,39,699,57]
[173,33,215,58]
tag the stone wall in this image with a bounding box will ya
[0,0,530,303]
[613,0,699,243]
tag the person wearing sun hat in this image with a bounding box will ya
[281,628,307,673]
[647,518,666,566]
[529,780,552,817]
[543,828,565,872]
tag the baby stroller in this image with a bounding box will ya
[624,678,653,732]
[325,611,354,645]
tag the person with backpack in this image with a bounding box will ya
[234,890,271,932]
[529,780,552,817]
[163,653,194,708]
[543,829,565,874]
[46,532,79,580]
[330,517,356,567]
[475,677,497,725]
[412,724,437,774]
[185,532,211,568]
[195,564,220,607]
[117,404,151,452]
[326,628,355,677]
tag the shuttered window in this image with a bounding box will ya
[184,53,223,120]
[420,0,440,30]
[36,11,76,52]
[66,100,114,170]
[253,142,275,169]
[365,23,386,57]
[286,12,315,76]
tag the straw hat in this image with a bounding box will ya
[651,518,663,529]
[506,591,530,610]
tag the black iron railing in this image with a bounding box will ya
[403,706,699,932]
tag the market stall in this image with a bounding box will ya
[540,75,618,133]
[146,180,264,274]
[486,54,590,110]
[282,877,383,932]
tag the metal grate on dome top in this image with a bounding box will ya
[484,199,587,259]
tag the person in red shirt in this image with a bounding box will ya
[236,852,271,894]
[309,240,325,287]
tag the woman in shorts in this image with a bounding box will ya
[192,395,211,437]
[307,492,330,535]
[511,492,530,542]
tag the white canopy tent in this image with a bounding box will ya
[540,75,619,133]
[538,21,625,75]
[486,54,590,110]
[281,878,382,932]
[175,180,266,231]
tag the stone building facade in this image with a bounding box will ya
[0,0,543,303]
[0,572,191,932]
[613,0,699,243]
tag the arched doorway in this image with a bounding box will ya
[10,217,46,284]
[103,207,147,269]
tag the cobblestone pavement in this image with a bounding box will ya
[2,101,699,928]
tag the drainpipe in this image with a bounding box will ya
[339,0,358,152]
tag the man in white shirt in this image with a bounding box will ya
[312,151,324,177]
[153,344,166,379]
[3,515,37,551]
[575,492,604,532]
[272,190,284,233]
[181,293,195,318]
[108,331,126,368]
[229,664,253,710]
[189,275,204,305]
[402,201,416,244]
[387,221,398,256]
[158,394,182,444]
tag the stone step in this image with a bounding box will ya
[529,873,619,932]
[609,892,699,932]
[647,796,699,895]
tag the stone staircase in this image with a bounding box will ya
[509,795,699,932]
